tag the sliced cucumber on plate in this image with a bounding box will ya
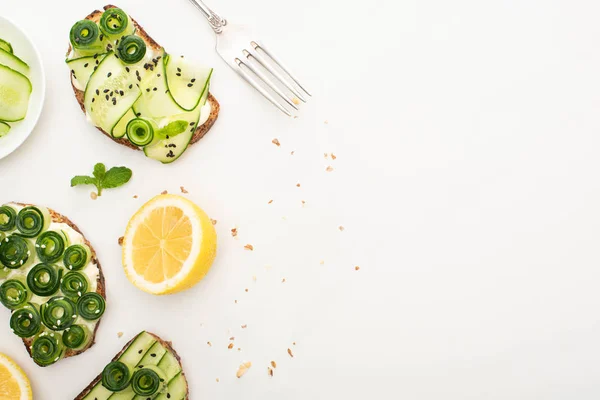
[0,38,13,54]
[0,121,10,137]
[0,63,31,122]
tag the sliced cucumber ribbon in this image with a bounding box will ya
[62,324,89,350]
[10,303,42,338]
[31,332,64,366]
[16,206,49,238]
[77,292,105,320]
[60,271,89,299]
[99,8,134,39]
[131,367,166,396]
[117,35,146,64]
[63,244,91,271]
[35,230,67,263]
[0,279,30,309]
[70,20,104,56]
[126,118,154,146]
[41,296,77,331]
[0,205,17,232]
[0,235,33,269]
[102,361,132,391]
[27,263,63,297]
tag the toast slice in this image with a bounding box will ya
[3,203,106,366]
[74,331,189,400]
[67,4,220,152]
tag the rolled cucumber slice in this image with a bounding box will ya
[0,121,10,137]
[112,108,136,138]
[0,48,28,76]
[84,52,141,134]
[0,64,32,122]
[164,54,212,111]
[67,53,107,91]
[0,39,13,54]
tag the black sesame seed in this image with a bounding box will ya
[94,66,98,71]
[167,394,171,399]
[120,90,124,96]
[96,59,99,65]
[190,122,196,126]
[110,91,114,97]
[105,94,109,101]
[191,78,196,82]
[176,73,181,77]
[103,89,109,93]
[92,98,95,103]
[99,34,104,41]
[94,53,99,59]
[153,87,157,91]
[157,74,161,77]
[137,76,141,81]
[136,113,141,117]
[138,349,142,354]
[151,353,156,357]
[190,127,195,132]
[146,88,150,92]
[107,72,112,77]
[138,365,144,368]
[177,67,181,72]
[125,67,130,72]
[187,83,193,87]
[112,99,116,105]
[84,63,89,68]
[136,70,140,76]
[129,84,133,89]
[96,89,100,95]
[71,69,75,74]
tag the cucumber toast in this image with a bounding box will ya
[0,203,106,367]
[0,38,33,136]
[66,5,220,164]
[74,331,188,400]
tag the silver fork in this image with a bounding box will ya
[187,0,311,116]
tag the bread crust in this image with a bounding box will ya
[12,203,106,366]
[74,331,189,400]
[68,4,219,152]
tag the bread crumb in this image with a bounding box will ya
[293,116,298,119]
[117,332,123,338]
[272,138,281,146]
[324,120,329,124]
[338,226,345,231]
[282,278,286,283]
[211,219,217,225]
[133,195,138,199]
[292,98,300,105]
[207,341,212,347]
[268,367,274,376]
[331,153,337,160]
[290,151,295,155]
[161,190,168,195]
[296,183,301,187]
[231,228,238,237]
[235,300,238,304]
[241,324,247,329]
[216,378,219,382]
[320,260,325,265]
[180,186,188,194]
[118,236,124,246]
[90,192,98,200]
[293,342,296,346]
[326,166,334,172]
[355,266,360,271]
[229,336,235,340]
[228,343,234,349]
[301,200,306,206]
[288,348,294,357]
[245,288,249,292]
[271,361,277,368]
[268,199,273,204]
[236,362,252,378]
[244,244,254,251]
[252,275,257,282]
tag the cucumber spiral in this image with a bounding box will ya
[0,235,32,269]
[99,8,134,39]
[41,296,77,331]
[27,263,63,297]
[77,292,105,320]
[31,332,64,366]
[16,206,49,238]
[117,35,146,64]
[63,244,91,271]
[62,324,89,350]
[70,20,105,55]
[35,231,67,263]
[10,303,42,338]
[0,279,30,309]
[0,205,17,232]
[60,272,89,299]
[126,118,154,146]
[102,361,132,391]
[131,366,166,396]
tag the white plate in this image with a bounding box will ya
[0,15,45,160]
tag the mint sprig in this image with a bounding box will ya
[71,163,132,196]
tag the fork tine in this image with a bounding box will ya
[251,41,311,97]
[244,50,306,103]
[242,50,300,109]
[234,58,292,116]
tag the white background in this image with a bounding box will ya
[1,0,600,398]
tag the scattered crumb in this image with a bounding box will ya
[324,153,328,159]
[241,324,247,329]
[117,332,123,338]
[118,236,124,246]
[268,367,274,377]
[272,138,281,147]
[296,183,301,187]
[236,362,252,378]
[252,275,257,282]
[326,166,334,172]
[229,336,235,340]
[90,192,98,200]
[133,195,138,199]
[207,341,212,347]
[339,226,345,232]
[301,200,306,206]
[244,244,254,251]
[228,343,234,350]
[282,278,286,283]
[288,348,294,358]
[355,266,360,271]
[180,186,188,194]
[290,151,295,155]
[324,120,329,124]
[245,288,248,292]
[293,342,296,346]
[292,97,300,105]
[271,361,277,368]
[216,378,219,383]
[331,153,337,160]
[231,228,238,237]
[320,260,325,265]
[268,199,273,204]
[235,300,238,304]
[161,190,168,194]
[211,219,217,225]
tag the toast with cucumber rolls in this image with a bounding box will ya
[74,331,188,400]
[0,203,106,367]
[66,4,220,164]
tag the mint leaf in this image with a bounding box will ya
[93,163,106,181]
[70,175,97,187]
[103,166,133,189]
[157,120,187,139]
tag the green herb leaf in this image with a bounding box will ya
[157,120,187,139]
[103,166,133,189]
[71,164,132,197]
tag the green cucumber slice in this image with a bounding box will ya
[0,121,10,137]
[112,108,136,138]
[84,52,141,134]
[0,64,32,122]
[133,53,184,118]
[156,350,181,381]
[67,54,107,91]
[155,372,186,400]
[0,48,28,76]
[138,341,167,366]
[164,54,212,111]
[143,104,202,163]
[0,39,13,54]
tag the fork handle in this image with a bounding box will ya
[187,0,227,33]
